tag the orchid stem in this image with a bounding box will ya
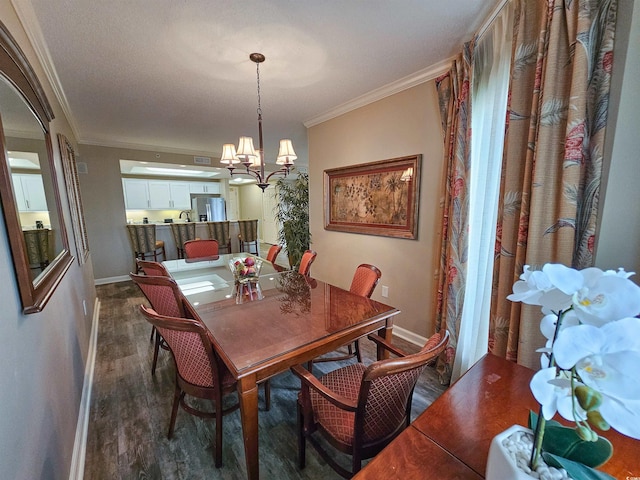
[529,308,570,470]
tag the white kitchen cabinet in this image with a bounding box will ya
[122,178,150,209]
[12,174,48,212]
[169,182,191,209]
[124,178,192,210]
[189,182,220,194]
[148,181,191,209]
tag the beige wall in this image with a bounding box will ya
[308,82,444,339]
[596,0,640,274]
[0,3,97,478]
[78,143,275,280]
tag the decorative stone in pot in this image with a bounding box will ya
[486,425,571,480]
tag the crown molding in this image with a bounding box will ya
[304,56,453,128]
[78,138,219,158]
[11,0,81,140]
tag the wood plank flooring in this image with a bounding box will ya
[84,280,447,479]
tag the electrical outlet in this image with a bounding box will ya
[381,285,389,298]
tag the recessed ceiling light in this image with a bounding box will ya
[146,167,204,175]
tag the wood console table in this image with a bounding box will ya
[355,354,639,479]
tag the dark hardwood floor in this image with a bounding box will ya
[84,280,447,479]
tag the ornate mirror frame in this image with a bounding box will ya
[0,21,72,313]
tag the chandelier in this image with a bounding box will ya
[220,53,297,191]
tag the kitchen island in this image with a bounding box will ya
[129,220,243,260]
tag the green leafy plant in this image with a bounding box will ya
[275,171,310,269]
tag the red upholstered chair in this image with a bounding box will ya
[138,305,239,468]
[135,258,171,346]
[291,330,449,478]
[266,244,282,264]
[314,264,382,364]
[297,249,317,276]
[183,239,219,259]
[136,258,169,277]
[130,272,188,376]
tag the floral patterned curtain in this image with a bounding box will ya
[489,0,618,368]
[433,44,473,385]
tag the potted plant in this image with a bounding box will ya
[487,264,640,480]
[275,171,310,269]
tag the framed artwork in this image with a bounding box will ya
[58,134,90,264]
[324,154,421,239]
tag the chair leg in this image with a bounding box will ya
[149,325,155,342]
[151,330,161,376]
[354,339,362,363]
[214,399,223,468]
[168,387,184,439]
[263,379,271,411]
[297,400,306,469]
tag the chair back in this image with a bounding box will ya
[183,239,219,259]
[206,221,231,253]
[349,264,382,298]
[136,259,169,277]
[130,272,186,318]
[170,223,197,256]
[358,331,450,442]
[126,224,157,254]
[298,249,317,276]
[139,305,218,388]
[266,244,282,263]
[238,219,259,254]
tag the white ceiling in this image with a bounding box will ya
[15,0,501,169]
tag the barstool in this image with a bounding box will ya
[170,222,197,259]
[206,221,231,253]
[126,224,166,272]
[237,219,259,255]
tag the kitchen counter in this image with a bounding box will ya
[128,221,243,260]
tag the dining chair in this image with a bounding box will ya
[129,272,188,376]
[238,219,259,254]
[206,221,231,253]
[298,249,317,276]
[266,244,282,264]
[138,305,239,468]
[126,224,166,272]
[313,264,382,364]
[170,222,198,259]
[183,239,219,259]
[135,258,171,346]
[291,330,450,478]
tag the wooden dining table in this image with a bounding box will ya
[164,253,400,480]
[354,354,640,479]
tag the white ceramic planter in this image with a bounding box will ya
[486,424,537,480]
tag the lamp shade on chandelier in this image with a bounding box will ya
[220,53,297,191]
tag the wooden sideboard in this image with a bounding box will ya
[355,354,639,479]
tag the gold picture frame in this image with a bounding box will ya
[324,154,421,239]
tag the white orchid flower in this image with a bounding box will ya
[553,318,640,439]
[507,264,582,311]
[571,269,640,327]
[530,367,585,421]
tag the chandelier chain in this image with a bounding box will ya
[256,61,262,117]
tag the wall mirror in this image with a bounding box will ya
[0,22,72,313]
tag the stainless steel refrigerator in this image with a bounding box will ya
[192,196,226,222]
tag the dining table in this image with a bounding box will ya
[163,252,400,480]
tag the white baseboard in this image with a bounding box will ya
[392,325,427,347]
[94,275,130,285]
[68,298,100,480]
